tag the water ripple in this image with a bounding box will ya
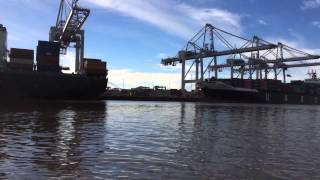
[0,101,320,179]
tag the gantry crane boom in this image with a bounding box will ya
[58,0,89,48]
[161,44,277,65]
[50,0,90,73]
[238,62,320,71]
[211,55,320,69]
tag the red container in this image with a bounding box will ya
[37,55,59,66]
[243,80,252,89]
[83,58,102,63]
[260,80,268,90]
[84,68,107,75]
[83,59,107,76]
[84,60,106,70]
[10,48,34,59]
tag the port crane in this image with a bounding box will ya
[49,0,90,73]
[161,24,320,90]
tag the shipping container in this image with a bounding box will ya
[292,85,306,94]
[10,58,34,65]
[37,41,60,57]
[37,46,60,57]
[38,41,60,49]
[83,58,107,76]
[291,80,304,85]
[260,80,268,90]
[10,48,34,59]
[170,89,182,96]
[84,68,107,75]
[84,60,106,69]
[280,84,289,92]
[252,83,260,89]
[316,88,320,95]
[37,55,59,66]
[8,63,33,71]
[243,79,252,89]
[83,58,102,63]
[231,78,242,87]
[307,88,315,95]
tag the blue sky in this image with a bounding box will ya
[1,0,320,88]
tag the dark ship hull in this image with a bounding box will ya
[0,70,107,100]
[199,79,320,105]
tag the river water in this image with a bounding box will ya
[0,101,320,179]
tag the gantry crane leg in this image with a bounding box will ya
[75,30,85,73]
[181,59,186,90]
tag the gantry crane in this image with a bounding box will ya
[161,24,320,90]
[212,43,320,83]
[49,0,90,73]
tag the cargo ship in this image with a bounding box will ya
[198,75,320,105]
[0,24,108,100]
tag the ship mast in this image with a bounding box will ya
[49,0,90,73]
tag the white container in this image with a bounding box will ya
[0,24,7,62]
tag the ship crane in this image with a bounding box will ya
[49,0,90,73]
[161,24,320,90]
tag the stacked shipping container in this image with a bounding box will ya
[9,48,34,71]
[83,58,107,76]
[36,41,61,72]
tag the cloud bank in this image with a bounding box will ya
[301,0,320,9]
[108,69,181,89]
[84,0,243,39]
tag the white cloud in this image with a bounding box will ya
[108,69,181,89]
[312,21,320,28]
[288,28,305,43]
[7,34,21,42]
[84,0,243,39]
[258,19,267,25]
[60,51,76,73]
[80,0,245,89]
[178,4,242,34]
[301,0,320,9]
[157,53,168,59]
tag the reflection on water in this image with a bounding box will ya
[0,101,320,179]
